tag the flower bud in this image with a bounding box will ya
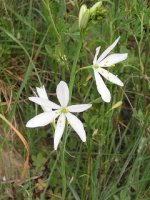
[89,1,106,22]
[89,2,102,14]
[79,4,90,31]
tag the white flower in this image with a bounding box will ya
[93,37,128,103]
[35,85,52,112]
[26,81,92,150]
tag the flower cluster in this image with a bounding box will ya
[26,37,128,150]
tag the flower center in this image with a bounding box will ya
[60,107,68,113]
[93,64,99,69]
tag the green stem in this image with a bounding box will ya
[41,152,60,200]
[76,65,93,74]
[61,33,84,199]
[134,35,144,74]
[60,79,93,199]
[61,126,68,199]
[42,0,61,42]
[69,36,83,103]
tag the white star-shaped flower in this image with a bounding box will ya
[26,81,92,150]
[93,37,128,103]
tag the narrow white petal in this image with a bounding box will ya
[68,104,92,113]
[36,85,48,99]
[93,46,101,65]
[26,111,59,128]
[98,53,128,67]
[54,114,66,150]
[56,81,69,107]
[36,86,52,112]
[97,37,120,63]
[94,70,111,103]
[98,68,124,86]
[66,113,86,142]
[29,97,60,109]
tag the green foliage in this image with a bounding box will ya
[32,153,47,173]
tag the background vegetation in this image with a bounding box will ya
[0,0,150,199]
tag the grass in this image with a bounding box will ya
[0,0,150,199]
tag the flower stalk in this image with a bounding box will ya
[69,37,83,103]
[61,126,68,199]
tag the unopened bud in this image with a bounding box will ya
[89,1,106,22]
[89,2,102,14]
[79,5,90,31]
[111,101,122,110]
[107,101,122,113]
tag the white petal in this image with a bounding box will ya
[36,85,48,99]
[54,114,66,150]
[29,97,60,109]
[56,81,69,107]
[36,86,52,112]
[93,46,101,65]
[98,68,124,86]
[66,112,86,142]
[98,53,128,67]
[26,111,59,128]
[68,104,92,113]
[94,70,111,103]
[97,37,120,63]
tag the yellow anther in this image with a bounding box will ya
[104,61,108,67]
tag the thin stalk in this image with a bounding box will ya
[61,126,68,199]
[134,35,144,74]
[76,65,93,74]
[42,0,61,42]
[69,36,83,103]
[48,8,61,42]
[41,152,60,199]
[61,28,84,198]
[143,31,150,113]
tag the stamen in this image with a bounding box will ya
[61,108,68,113]
[104,61,108,67]
[94,64,99,69]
